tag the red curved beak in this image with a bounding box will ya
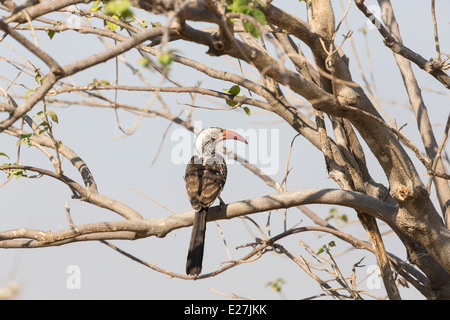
[220,129,248,144]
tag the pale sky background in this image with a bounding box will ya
[0,1,449,299]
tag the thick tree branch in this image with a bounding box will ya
[377,0,450,226]
[0,188,397,248]
[4,0,91,24]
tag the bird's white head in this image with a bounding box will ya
[195,127,248,158]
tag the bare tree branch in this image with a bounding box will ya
[0,187,397,247]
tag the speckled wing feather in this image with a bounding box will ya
[184,155,227,211]
[185,155,204,212]
[184,155,227,275]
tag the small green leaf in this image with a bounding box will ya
[92,79,110,86]
[243,106,251,116]
[150,21,162,28]
[252,8,266,25]
[226,100,238,107]
[106,15,119,31]
[317,247,325,255]
[19,133,32,139]
[244,20,260,38]
[46,30,56,40]
[226,1,265,38]
[45,110,59,123]
[24,89,34,99]
[16,133,32,147]
[157,53,172,66]
[0,152,9,159]
[138,57,153,68]
[227,0,249,12]
[91,78,110,86]
[15,170,23,180]
[136,17,147,28]
[225,85,241,96]
[328,241,336,248]
[90,0,102,12]
[265,278,285,292]
[34,68,43,85]
[104,0,133,20]
[299,0,311,6]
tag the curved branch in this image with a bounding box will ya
[5,126,98,192]
[0,164,143,220]
[0,188,398,248]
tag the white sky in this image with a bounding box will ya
[0,0,449,299]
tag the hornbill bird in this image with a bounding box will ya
[184,127,248,276]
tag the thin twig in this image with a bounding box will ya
[427,112,450,191]
[131,187,178,215]
[430,0,441,60]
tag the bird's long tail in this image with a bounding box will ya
[186,208,207,276]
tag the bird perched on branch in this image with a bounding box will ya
[184,127,248,276]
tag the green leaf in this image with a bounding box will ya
[138,57,152,68]
[224,85,241,107]
[24,88,35,99]
[244,20,259,38]
[226,0,265,38]
[104,0,133,20]
[265,278,285,292]
[227,0,248,12]
[16,133,32,147]
[317,247,325,255]
[0,152,9,159]
[14,170,23,180]
[34,68,43,85]
[150,21,162,28]
[46,30,56,40]
[19,133,32,139]
[328,241,336,248]
[243,106,251,116]
[91,78,110,86]
[45,110,59,123]
[157,53,172,66]
[299,0,311,5]
[136,17,147,28]
[252,8,266,25]
[90,0,102,12]
[225,85,241,96]
[106,15,119,31]
[226,100,238,107]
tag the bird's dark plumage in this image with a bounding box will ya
[185,155,227,275]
